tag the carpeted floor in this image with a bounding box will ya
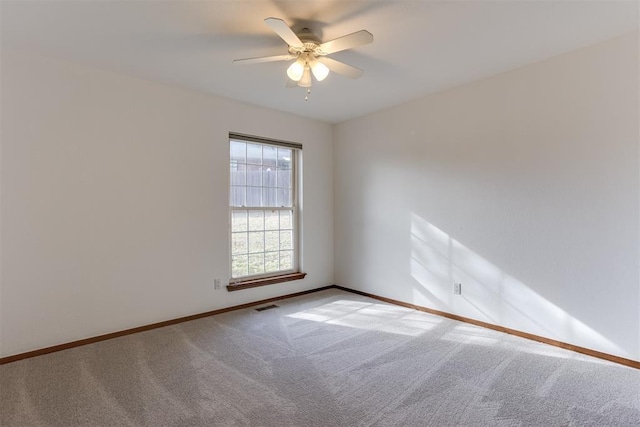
[1,288,639,426]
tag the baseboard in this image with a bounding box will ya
[4,284,637,370]
[332,284,640,370]
[0,285,334,365]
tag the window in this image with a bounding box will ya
[228,133,305,290]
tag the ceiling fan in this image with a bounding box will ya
[233,17,373,90]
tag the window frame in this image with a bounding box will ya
[227,133,305,290]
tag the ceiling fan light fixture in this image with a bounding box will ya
[298,66,312,88]
[310,60,329,81]
[286,59,305,81]
[234,17,373,96]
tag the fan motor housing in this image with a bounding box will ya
[288,28,321,55]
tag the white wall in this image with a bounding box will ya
[334,33,640,361]
[0,51,333,358]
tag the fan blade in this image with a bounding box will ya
[233,54,295,65]
[318,30,373,54]
[286,78,298,88]
[264,17,304,48]
[318,57,364,79]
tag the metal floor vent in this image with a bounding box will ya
[255,304,279,312]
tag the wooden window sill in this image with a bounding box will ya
[226,272,307,292]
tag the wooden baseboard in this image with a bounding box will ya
[332,285,640,370]
[3,284,637,370]
[0,285,334,365]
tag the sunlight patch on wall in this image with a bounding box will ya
[409,213,625,357]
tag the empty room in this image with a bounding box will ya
[1,0,639,426]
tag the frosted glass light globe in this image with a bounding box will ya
[298,66,312,87]
[286,60,304,81]
[311,61,329,81]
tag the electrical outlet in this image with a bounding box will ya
[214,279,221,290]
[453,282,462,295]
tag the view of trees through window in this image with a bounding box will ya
[230,139,296,279]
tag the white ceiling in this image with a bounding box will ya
[1,0,638,124]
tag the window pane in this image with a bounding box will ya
[232,255,248,277]
[248,253,264,275]
[264,211,279,230]
[247,164,262,186]
[277,169,292,189]
[277,148,292,169]
[265,252,279,273]
[280,230,292,250]
[278,188,291,206]
[231,163,246,186]
[263,188,277,207]
[263,166,277,188]
[231,232,248,255]
[280,251,293,270]
[247,143,262,165]
[230,141,246,164]
[229,137,299,280]
[280,210,292,229]
[265,231,279,252]
[231,210,248,232]
[248,211,264,231]
[263,145,277,167]
[247,187,262,206]
[248,231,264,253]
[231,186,246,206]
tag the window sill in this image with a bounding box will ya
[226,272,307,292]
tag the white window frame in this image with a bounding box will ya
[228,133,302,285]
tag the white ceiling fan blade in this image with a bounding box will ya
[264,17,304,48]
[233,54,295,65]
[318,57,364,79]
[318,30,373,54]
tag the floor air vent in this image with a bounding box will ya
[255,304,279,312]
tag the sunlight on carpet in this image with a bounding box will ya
[287,299,442,336]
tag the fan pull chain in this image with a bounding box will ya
[305,88,311,101]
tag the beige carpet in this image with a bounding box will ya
[1,288,639,426]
